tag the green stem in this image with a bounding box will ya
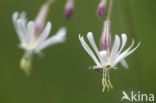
[107,0,113,20]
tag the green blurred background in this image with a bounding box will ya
[0,0,156,103]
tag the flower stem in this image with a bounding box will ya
[107,0,113,20]
[45,0,55,6]
[20,51,33,76]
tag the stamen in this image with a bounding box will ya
[102,67,113,92]
[104,69,110,91]
[108,79,113,89]
[104,78,109,91]
[102,79,105,92]
[107,69,113,89]
[102,68,106,92]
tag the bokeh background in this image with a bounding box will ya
[0,0,156,103]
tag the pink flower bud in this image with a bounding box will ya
[97,0,107,18]
[100,19,111,51]
[64,0,74,20]
[34,4,49,35]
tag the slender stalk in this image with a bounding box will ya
[45,0,55,6]
[107,0,113,20]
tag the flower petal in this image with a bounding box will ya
[79,34,101,66]
[110,34,120,60]
[12,12,19,25]
[38,27,66,51]
[16,19,27,44]
[27,21,34,43]
[118,33,127,54]
[19,12,27,23]
[89,65,102,70]
[126,42,140,56]
[99,50,107,65]
[12,12,23,43]
[114,40,139,65]
[39,21,52,41]
[120,59,128,69]
[34,21,52,49]
[87,32,101,61]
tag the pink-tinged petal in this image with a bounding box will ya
[33,22,52,49]
[34,4,49,35]
[34,0,54,35]
[100,19,111,51]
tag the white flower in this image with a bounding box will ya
[13,12,66,53]
[12,12,66,75]
[79,32,140,92]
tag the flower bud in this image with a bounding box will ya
[64,0,74,20]
[100,19,111,51]
[97,0,107,18]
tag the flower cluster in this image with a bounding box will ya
[12,0,140,93]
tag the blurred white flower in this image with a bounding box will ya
[13,12,66,53]
[79,32,140,92]
[12,12,66,75]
